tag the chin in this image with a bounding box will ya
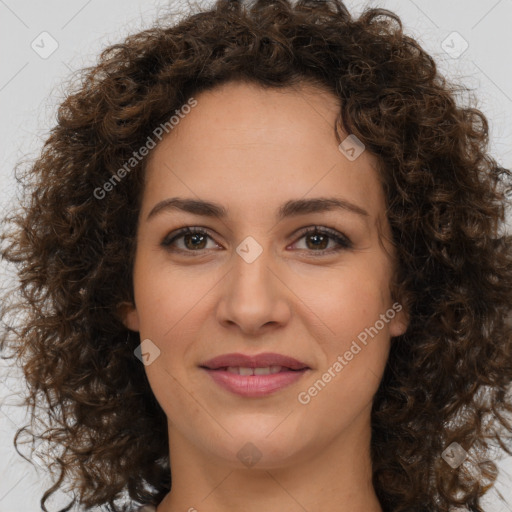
[199,422,315,469]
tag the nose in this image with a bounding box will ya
[215,241,292,336]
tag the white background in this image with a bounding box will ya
[1,0,511,510]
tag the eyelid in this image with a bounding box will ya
[161,226,221,251]
[293,225,351,243]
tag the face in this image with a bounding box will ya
[123,80,408,469]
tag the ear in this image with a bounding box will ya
[117,301,140,332]
[388,301,409,338]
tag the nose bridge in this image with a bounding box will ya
[231,233,274,299]
[217,232,289,332]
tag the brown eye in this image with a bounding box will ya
[290,226,352,255]
[161,227,219,253]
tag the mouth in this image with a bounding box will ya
[199,352,310,371]
[203,365,306,375]
[199,352,311,397]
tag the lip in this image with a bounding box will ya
[200,352,309,370]
[199,352,311,398]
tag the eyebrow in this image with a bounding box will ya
[146,196,369,221]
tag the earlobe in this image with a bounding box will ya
[117,301,140,332]
[389,303,409,338]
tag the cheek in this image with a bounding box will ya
[298,271,393,421]
[303,262,394,404]
[132,250,202,336]
[299,260,393,340]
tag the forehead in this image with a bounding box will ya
[142,80,386,223]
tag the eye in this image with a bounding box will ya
[161,227,221,254]
[290,225,353,255]
[161,225,352,256]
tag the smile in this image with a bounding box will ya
[199,352,311,397]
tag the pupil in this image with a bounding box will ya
[186,233,206,250]
[308,233,327,250]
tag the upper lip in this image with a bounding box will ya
[200,352,310,370]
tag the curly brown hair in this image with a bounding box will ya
[1,0,512,510]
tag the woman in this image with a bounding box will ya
[1,0,511,511]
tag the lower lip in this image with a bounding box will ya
[202,368,308,397]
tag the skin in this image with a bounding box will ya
[122,80,408,512]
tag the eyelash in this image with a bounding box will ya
[161,225,353,256]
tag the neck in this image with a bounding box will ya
[156,407,382,512]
